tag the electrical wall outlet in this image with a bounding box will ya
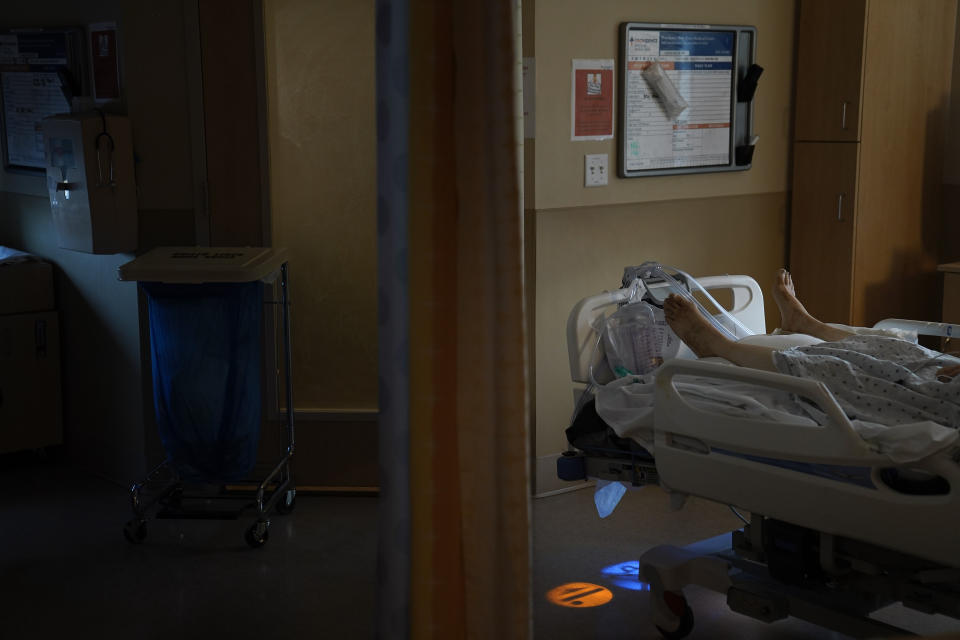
[585,153,608,187]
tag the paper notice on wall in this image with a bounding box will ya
[89,22,120,101]
[571,58,614,141]
[1,71,70,168]
[0,29,81,170]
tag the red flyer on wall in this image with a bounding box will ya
[89,22,120,101]
[571,59,614,140]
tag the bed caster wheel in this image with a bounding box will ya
[275,489,296,515]
[245,521,270,548]
[123,519,147,544]
[655,591,694,640]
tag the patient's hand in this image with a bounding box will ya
[936,364,960,381]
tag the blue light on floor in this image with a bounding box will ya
[600,561,651,591]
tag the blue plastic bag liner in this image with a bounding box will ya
[594,479,627,518]
[142,281,262,482]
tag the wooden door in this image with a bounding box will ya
[789,142,859,324]
[197,0,267,247]
[794,0,867,142]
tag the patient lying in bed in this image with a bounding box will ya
[663,270,960,429]
[666,269,960,381]
[595,270,960,463]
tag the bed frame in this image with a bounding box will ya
[563,271,960,638]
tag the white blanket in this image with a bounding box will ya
[0,246,36,264]
[596,336,960,464]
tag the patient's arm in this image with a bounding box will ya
[936,364,960,380]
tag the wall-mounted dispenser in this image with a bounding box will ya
[42,112,137,254]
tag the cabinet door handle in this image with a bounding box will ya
[841,101,848,130]
[837,193,845,221]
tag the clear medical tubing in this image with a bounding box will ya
[603,300,662,377]
[569,263,757,434]
[623,262,755,341]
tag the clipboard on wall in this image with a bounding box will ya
[0,28,86,173]
[618,22,758,178]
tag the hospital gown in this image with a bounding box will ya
[772,335,960,430]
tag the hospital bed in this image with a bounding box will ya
[561,270,960,638]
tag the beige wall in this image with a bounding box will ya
[264,0,377,411]
[531,1,798,472]
[533,0,796,209]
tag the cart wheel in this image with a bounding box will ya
[245,522,270,548]
[655,591,694,640]
[123,519,147,544]
[275,489,296,515]
[166,485,184,511]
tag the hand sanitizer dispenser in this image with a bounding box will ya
[42,113,137,254]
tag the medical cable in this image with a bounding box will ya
[567,328,605,439]
[729,506,749,525]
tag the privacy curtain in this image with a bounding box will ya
[404,0,529,638]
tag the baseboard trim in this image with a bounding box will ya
[534,452,593,498]
[534,481,595,500]
[297,485,379,495]
[286,409,378,422]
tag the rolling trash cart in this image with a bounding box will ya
[117,247,295,548]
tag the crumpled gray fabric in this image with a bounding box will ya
[773,335,960,462]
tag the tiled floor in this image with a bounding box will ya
[532,485,960,640]
[0,453,378,639]
[6,451,960,639]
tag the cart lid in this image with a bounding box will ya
[117,246,288,283]
[939,262,960,274]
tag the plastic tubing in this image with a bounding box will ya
[633,262,755,341]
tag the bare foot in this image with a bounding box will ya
[663,294,729,358]
[772,269,815,333]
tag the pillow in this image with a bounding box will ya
[737,333,823,350]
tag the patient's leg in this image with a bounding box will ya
[664,294,779,372]
[772,269,854,342]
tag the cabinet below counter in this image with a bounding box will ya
[0,311,63,454]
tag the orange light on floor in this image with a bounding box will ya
[546,582,614,608]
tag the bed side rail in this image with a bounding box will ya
[874,318,960,341]
[567,274,766,385]
[694,275,766,335]
[654,359,878,464]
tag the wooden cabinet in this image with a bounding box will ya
[941,264,960,328]
[0,312,62,454]
[790,143,858,322]
[794,0,866,142]
[0,259,62,454]
[789,0,956,327]
[939,264,960,350]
